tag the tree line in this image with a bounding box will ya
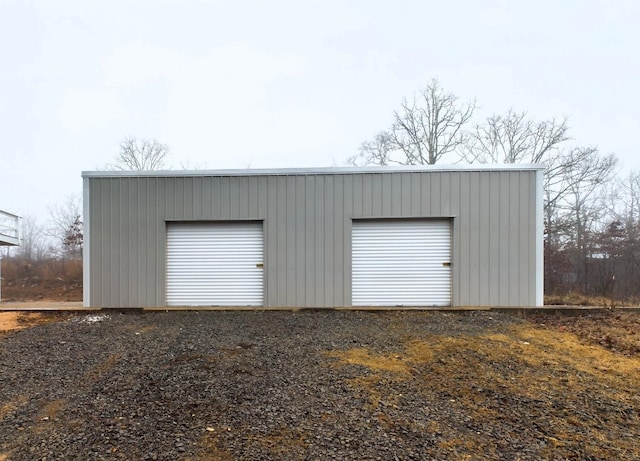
[2,83,638,303]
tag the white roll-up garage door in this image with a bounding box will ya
[166,222,264,306]
[352,219,452,307]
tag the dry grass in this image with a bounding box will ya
[190,430,234,461]
[0,257,82,302]
[0,396,28,422]
[544,292,639,307]
[325,348,412,374]
[327,322,640,459]
[255,426,309,455]
[530,310,640,356]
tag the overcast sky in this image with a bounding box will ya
[1,0,639,222]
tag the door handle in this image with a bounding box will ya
[256,263,264,268]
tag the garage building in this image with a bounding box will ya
[82,165,543,308]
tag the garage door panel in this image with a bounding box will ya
[166,222,263,306]
[352,220,452,307]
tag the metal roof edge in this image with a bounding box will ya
[0,209,20,219]
[82,164,545,178]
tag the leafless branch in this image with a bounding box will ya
[347,131,397,166]
[47,196,83,258]
[352,78,475,166]
[461,110,570,164]
[112,136,171,171]
[391,79,476,165]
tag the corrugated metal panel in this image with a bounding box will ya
[166,222,263,306]
[352,220,452,307]
[87,170,540,308]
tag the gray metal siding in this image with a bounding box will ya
[86,169,539,308]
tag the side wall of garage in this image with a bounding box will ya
[83,167,542,308]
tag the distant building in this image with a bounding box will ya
[0,209,20,302]
[82,165,544,309]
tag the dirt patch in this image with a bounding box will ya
[190,431,233,461]
[0,312,66,333]
[0,312,27,332]
[0,396,28,422]
[0,300,85,310]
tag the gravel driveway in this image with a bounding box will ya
[0,310,638,460]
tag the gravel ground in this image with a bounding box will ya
[0,310,638,460]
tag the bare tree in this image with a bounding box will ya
[391,79,476,165]
[545,148,616,256]
[462,110,570,164]
[544,148,617,294]
[47,196,82,258]
[16,216,49,262]
[600,171,640,298]
[111,136,170,170]
[459,110,571,235]
[351,79,476,166]
[347,131,395,166]
[545,148,617,231]
[608,171,640,232]
[179,160,211,170]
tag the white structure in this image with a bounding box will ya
[0,209,20,302]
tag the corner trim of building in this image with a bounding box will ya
[83,177,91,308]
[535,168,544,306]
